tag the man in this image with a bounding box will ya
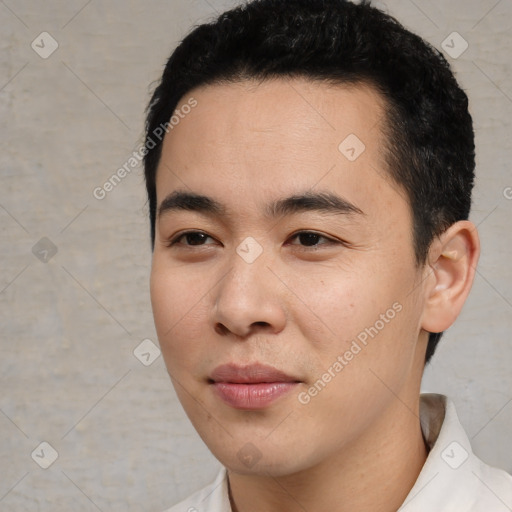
[143,0,512,510]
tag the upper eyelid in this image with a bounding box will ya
[290,230,335,238]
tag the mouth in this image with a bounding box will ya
[208,363,301,410]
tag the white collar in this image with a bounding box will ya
[165,393,512,511]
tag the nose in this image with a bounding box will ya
[212,251,287,338]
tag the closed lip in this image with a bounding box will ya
[209,363,301,410]
[209,363,301,384]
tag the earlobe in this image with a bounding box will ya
[421,221,480,334]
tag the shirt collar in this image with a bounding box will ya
[399,393,512,511]
[184,393,512,512]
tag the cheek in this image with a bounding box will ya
[149,260,210,369]
[295,259,418,370]
[150,265,179,336]
[290,266,379,346]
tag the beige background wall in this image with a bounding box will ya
[1,0,511,510]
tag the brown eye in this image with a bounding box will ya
[297,233,322,246]
[168,231,215,247]
[289,231,335,247]
[183,232,209,245]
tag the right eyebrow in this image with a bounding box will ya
[157,191,226,219]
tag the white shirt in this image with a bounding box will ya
[163,394,512,511]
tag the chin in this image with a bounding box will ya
[202,434,316,477]
[223,456,304,477]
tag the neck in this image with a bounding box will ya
[227,393,428,512]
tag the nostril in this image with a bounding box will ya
[214,323,229,336]
[252,321,271,328]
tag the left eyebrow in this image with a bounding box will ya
[266,191,364,218]
[157,190,364,220]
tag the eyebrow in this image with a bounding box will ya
[157,190,364,220]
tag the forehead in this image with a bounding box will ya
[164,77,387,158]
[155,78,401,218]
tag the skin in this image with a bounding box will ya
[149,78,479,511]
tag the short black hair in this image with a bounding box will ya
[143,0,475,363]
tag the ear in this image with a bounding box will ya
[420,220,480,334]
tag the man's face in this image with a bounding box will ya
[150,78,429,475]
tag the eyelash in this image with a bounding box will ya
[165,230,341,249]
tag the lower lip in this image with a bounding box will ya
[211,382,298,409]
